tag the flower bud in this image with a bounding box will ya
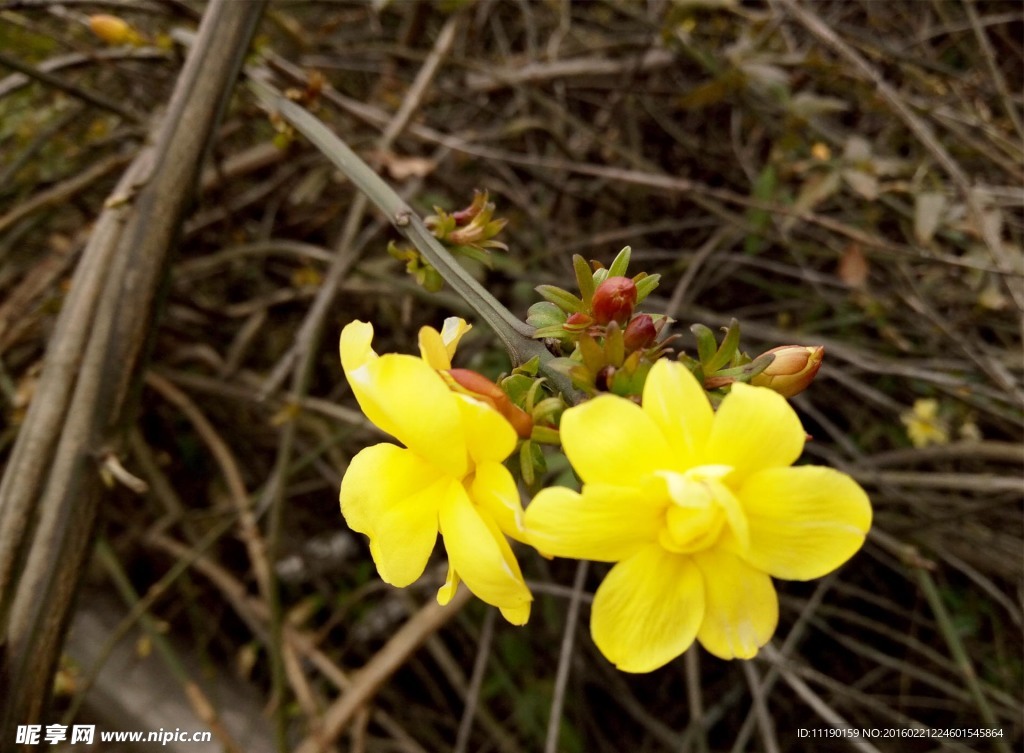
[750,345,824,397]
[88,14,143,45]
[623,314,657,351]
[591,276,637,325]
[564,312,593,332]
[444,369,533,438]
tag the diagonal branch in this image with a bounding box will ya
[247,75,579,400]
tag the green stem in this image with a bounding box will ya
[915,567,1010,753]
[248,76,579,400]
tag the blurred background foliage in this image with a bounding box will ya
[0,1,1021,751]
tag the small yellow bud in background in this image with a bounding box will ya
[88,14,145,46]
[750,345,824,397]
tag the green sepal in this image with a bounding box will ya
[573,254,596,308]
[578,334,605,374]
[511,356,540,377]
[524,377,547,412]
[536,284,586,314]
[605,321,625,367]
[532,396,564,425]
[532,324,571,340]
[519,439,536,486]
[501,373,534,408]
[608,245,631,277]
[716,352,775,381]
[449,244,495,267]
[635,273,661,303]
[706,318,741,373]
[530,425,561,445]
[691,323,718,364]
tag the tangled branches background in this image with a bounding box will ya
[0,1,1021,752]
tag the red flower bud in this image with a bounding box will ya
[564,312,593,332]
[750,345,824,397]
[623,314,657,351]
[444,369,533,438]
[591,276,637,325]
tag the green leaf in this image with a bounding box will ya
[526,301,566,330]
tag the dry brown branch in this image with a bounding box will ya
[0,0,267,733]
[292,588,472,753]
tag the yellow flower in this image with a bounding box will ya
[524,359,871,671]
[339,319,532,624]
[900,398,949,448]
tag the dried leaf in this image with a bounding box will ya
[914,191,946,244]
[843,135,872,162]
[380,153,437,180]
[842,168,878,200]
[788,92,849,118]
[781,169,840,233]
[838,244,869,288]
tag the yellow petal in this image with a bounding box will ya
[440,317,472,358]
[437,565,460,605]
[499,602,531,625]
[455,394,517,465]
[347,352,467,477]
[471,461,527,542]
[591,545,704,673]
[339,320,378,372]
[439,482,532,624]
[340,444,443,587]
[525,483,665,562]
[642,359,713,469]
[561,394,673,486]
[418,325,450,370]
[736,466,872,580]
[706,382,804,484]
[692,548,778,659]
[417,317,472,369]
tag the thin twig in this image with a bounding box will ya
[759,644,885,753]
[741,660,780,753]
[0,48,144,122]
[291,589,473,753]
[915,568,1011,753]
[774,0,1024,320]
[454,607,496,753]
[544,560,588,753]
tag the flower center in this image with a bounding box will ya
[656,466,748,554]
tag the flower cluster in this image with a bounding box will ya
[337,252,872,673]
[339,319,532,624]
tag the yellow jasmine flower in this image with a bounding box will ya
[524,359,871,671]
[339,319,532,624]
[900,398,949,448]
